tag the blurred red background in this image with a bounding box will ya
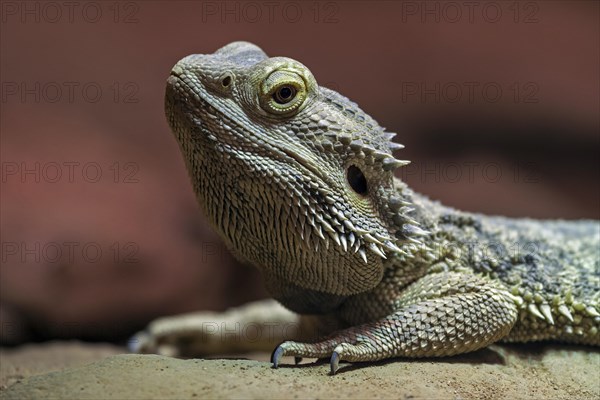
[1,1,598,344]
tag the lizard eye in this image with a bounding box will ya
[260,70,307,116]
[347,165,368,195]
[273,85,297,104]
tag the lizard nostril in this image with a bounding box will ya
[221,76,232,87]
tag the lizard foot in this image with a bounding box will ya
[271,272,520,374]
[272,339,375,374]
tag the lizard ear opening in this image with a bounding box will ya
[347,165,368,195]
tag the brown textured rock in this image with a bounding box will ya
[1,342,598,399]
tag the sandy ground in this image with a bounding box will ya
[0,341,598,399]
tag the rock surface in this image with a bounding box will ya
[1,342,599,399]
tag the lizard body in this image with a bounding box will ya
[152,42,599,373]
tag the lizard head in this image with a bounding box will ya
[165,42,420,313]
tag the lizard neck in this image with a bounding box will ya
[264,273,348,314]
[336,180,460,326]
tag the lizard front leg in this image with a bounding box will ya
[273,272,519,374]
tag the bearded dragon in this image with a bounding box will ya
[133,42,599,374]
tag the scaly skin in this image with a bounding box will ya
[161,42,599,374]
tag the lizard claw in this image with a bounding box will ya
[127,330,150,353]
[271,340,357,373]
[272,342,304,368]
[330,350,340,375]
[271,344,284,368]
